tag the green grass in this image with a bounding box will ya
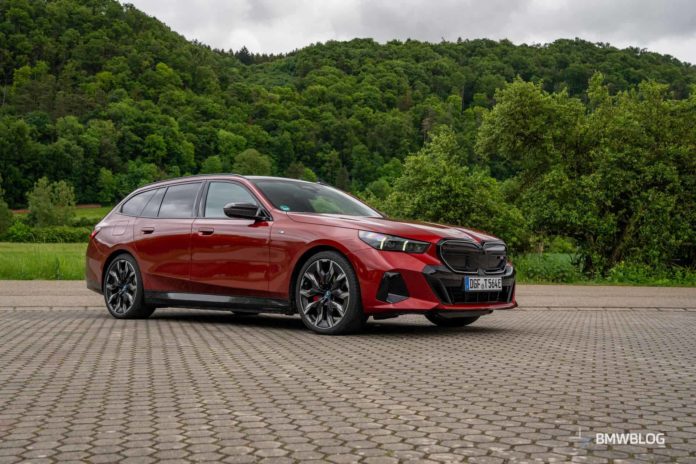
[13,205,112,223]
[0,242,87,280]
[73,206,112,220]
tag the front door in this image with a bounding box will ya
[190,181,271,296]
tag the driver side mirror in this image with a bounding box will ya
[223,202,267,221]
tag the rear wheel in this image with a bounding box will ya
[103,254,155,319]
[426,313,479,327]
[295,251,365,335]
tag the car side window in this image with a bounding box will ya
[121,190,156,217]
[158,183,201,219]
[204,182,257,218]
[140,187,166,218]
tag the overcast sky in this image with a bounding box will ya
[128,0,696,64]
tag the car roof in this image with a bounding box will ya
[134,174,317,192]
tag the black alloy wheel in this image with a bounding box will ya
[104,254,155,319]
[295,251,365,335]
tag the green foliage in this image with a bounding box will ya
[26,177,76,227]
[115,160,162,198]
[1,0,694,209]
[514,253,585,283]
[233,149,273,175]
[605,262,696,286]
[0,0,694,280]
[477,74,696,274]
[200,155,223,174]
[383,128,529,251]
[97,168,117,205]
[3,222,90,243]
[0,175,13,236]
[286,161,318,181]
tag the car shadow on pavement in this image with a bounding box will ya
[149,309,507,336]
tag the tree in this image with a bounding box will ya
[335,166,350,190]
[477,74,696,273]
[385,128,528,251]
[27,177,76,227]
[0,175,14,236]
[97,168,117,205]
[286,161,317,181]
[235,46,253,65]
[232,149,273,175]
[143,134,167,166]
[200,155,223,174]
[115,160,161,198]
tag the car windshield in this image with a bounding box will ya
[252,179,382,217]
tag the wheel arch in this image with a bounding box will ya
[288,244,358,313]
[101,249,136,290]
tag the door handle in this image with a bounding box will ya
[197,227,214,236]
[141,227,155,234]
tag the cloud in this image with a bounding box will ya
[128,0,696,63]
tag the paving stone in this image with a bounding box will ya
[0,304,693,463]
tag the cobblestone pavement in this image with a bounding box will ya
[0,284,695,463]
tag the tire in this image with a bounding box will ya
[103,254,155,319]
[294,251,365,335]
[426,313,480,327]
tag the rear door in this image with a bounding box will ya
[189,180,271,296]
[133,182,202,293]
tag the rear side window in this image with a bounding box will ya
[204,182,257,218]
[158,183,201,218]
[140,188,166,218]
[121,190,156,216]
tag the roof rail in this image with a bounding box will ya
[138,173,244,189]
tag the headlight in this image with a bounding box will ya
[359,231,430,253]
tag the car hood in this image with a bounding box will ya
[286,213,502,244]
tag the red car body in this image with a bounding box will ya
[87,175,516,322]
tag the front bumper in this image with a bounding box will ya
[352,247,517,315]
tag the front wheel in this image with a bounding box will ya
[295,251,365,335]
[103,254,155,319]
[426,313,480,327]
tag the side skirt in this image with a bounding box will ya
[144,291,292,314]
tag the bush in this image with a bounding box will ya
[70,216,100,228]
[606,262,696,286]
[3,222,90,243]
[27,177,76,226]
[514,253,585,283]
[3,221,32,241]
[0,174,14,235]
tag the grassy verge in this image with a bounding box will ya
[0,242,87,280]
[73,206,112,221]
[13,205,112,218]
[514,253,696,286]
[0,243,694,285]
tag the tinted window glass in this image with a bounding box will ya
[252,180,380,217]
[158,183,201,218]
[140,187,166,218]
[205,182,257,218]
[121,190,155,216]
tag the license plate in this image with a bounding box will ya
[464,276,502,292]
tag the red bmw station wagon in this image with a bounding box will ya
[86,175,516,334]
